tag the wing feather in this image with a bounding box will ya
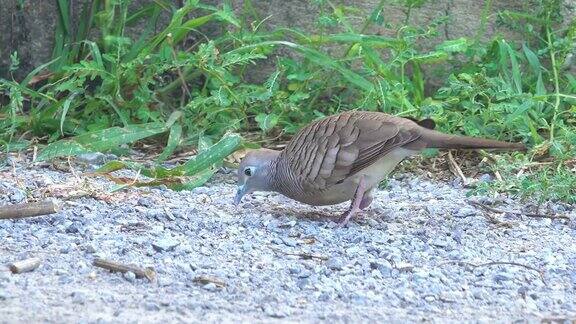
[280,111,422,191]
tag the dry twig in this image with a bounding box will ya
[0,200,60,220]
[9,257,42,274]
[93,258,156,282]
[447,151,469,186]
[270,246,328,260]
[439,260,546,285]
[193,275,226,288]
[466,201,513,228]
[469,201,570,221]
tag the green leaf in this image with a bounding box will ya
[170,167,216,191]
[214,2,241,27]
[228,41,374,91]
[522,44,545,95]
[503,40,522,94]
[95,160,127,173]
[435,38,470,53]
[156,124,182,162]
[197,134,213,152]
[505,100,532,124]
[255,113,279,132]
[175,133,241,176]
[37,141,89,161]
[86,41,104,71]
[60,91,81,135]
[96,133,241,191]
[522,43,541,74]
[37,123,167,161]
[307,33,403,48]
[165,111,183,128]
[410,51,448,64]
[172,14,215,44]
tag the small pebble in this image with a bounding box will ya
[326,257,345,271]
[123,271,137,283]
[152,238,180,252]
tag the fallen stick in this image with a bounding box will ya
[447,151,469,186]
[93,258,156,282]
[9,257,41,274]
[469,201,570,221]
[193,275,226,288]
[0,200,60,220]
[439,260,546,285]
[270,246,329,261]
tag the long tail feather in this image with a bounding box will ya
[421,129,526,151]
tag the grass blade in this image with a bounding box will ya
[503,41,522,94]
[174,133,241,176]
[156,124,182,162]
[59,91,80,135]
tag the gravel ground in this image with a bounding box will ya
[1,155,575,323]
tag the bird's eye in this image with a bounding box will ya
[244,168,252,176]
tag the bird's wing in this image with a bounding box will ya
[280,111,423,191]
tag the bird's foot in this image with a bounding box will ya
[337,176,368,227]
[336,208,358,227]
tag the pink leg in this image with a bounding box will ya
[359,190,373,210]
[337,176,367,227]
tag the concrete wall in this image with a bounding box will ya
[1,0,574,82]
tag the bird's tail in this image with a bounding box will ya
[421,129,526,151]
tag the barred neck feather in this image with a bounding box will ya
[269,155,303,198]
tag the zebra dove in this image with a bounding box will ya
[234,111,525,226]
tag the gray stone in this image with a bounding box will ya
[202,283,218,291]
[456,206,477,218]
[123,271,137,283]
[71,291,86,305]
[152,238,180,252]
[431,237,450,248]
[9,189,26,203]
[281,237,298,247]
[326,257,345,271]
[66,222,81,234]
[138,197,154,207]
[478,174,493,183]
[375,260,393,277]
[84,244,97,254]
[493,272,514,283]
[76,152,107,165]
[263,305,288,318]
[297,278,310,290]
[144,302,161,311]
[452,227,464,245]
[396,262,414,273]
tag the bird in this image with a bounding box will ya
[234,111,525,226]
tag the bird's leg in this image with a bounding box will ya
[359,189,374,210]
[337,176,367,227]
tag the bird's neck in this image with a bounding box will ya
[268,153,300,197]
[267,156,281,191]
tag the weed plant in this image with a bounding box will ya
[0,0,574,200]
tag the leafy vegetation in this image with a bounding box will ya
[0,0,574,198]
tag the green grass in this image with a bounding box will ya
[0,0,574,198]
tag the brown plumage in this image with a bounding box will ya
[235,111,525,226]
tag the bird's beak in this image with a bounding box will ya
[234,185,245,206]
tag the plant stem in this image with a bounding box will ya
[546,22,561,142]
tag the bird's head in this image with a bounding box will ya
[234,148,280,206]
